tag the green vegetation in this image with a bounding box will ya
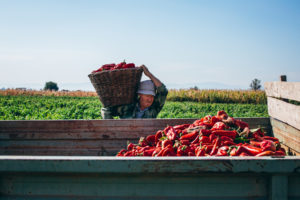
[0,95,268,120]
[158,101,268,118]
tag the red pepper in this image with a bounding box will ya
[233,118,249,129]
[277,147,286,154]
[229,146,238,156]
[200,129,212,136]
[180,130,198,141]
[239,152,251,156]
[252,128,265,137]
[234,145,244,156]
[191,135,199,144]
[92,63,116,73]
[162,145,175,156]
[256,150,275,157]
[124,151,133,156]
[116,149,127,156]
[217,110,228,120]
[156,140,162,148]
[195,146,205,156]
[260,140,276,152]
[210,137,221,156]
[180,139,190,145]
[220,136,233,142]
[262,136,279,142]
[146,135,155,145]
[155,130,163,143]
[216,146,229,156]
[274,150,286,156]
[164,126,178,141]
[211,116,221,124]
[173,124,190,130]
[143,148,155,156]
[162,140,173,149]
[177,145,190,156]
[211,130,237,139]
[203,145,214,154]
[252,132,264,142]
[114,61,126,69]
[127,143,135,151]
[200,115,212,123]
[199,135,210,143]
[188,152,195,156]
[250,140,261,148]
[241,144,262,156]
[123,63,135,69]
[209,133,216,143]
[211,122,227,131]
[156,145,173,157]
[138,137,147,147]
[222,140,236,146]
[152,147,162,157]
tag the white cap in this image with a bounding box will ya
[137,80,155,96]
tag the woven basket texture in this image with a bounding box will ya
[88,67,143,107]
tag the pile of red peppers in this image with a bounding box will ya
[92,61,136,73]
[117,111,286,157]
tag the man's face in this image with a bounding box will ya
[139,94,154,109]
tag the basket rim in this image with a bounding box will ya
[88,66,143,76]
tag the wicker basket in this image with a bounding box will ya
[88,67,143,107]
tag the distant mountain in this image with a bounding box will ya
[166,81,248,90]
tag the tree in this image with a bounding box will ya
[190,86,199,90]
[250,78,261,91]
[44,81,59,91]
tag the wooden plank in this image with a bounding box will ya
[270,117,300,153]
[265,82,300,102]
[0,140,135,150]
[0,130,156,140]
[0,149,117,156]
[0,139,138,156]
[0,118,271,131]
[267,97,300,130]
[0,118,271,141]
[0,118,270,129]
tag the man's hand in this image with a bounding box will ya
[141,65,152,77]
[140,64,162,87]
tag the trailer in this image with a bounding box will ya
[0,81,299,200]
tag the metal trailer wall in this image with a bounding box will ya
[0,118,299,200]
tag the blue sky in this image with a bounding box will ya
[0,0,299,90]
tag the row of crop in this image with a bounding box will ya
[0,96,268,120]
[0,88,266,104]
[167,89,267,104]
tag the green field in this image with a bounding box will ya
[0,95,268,120]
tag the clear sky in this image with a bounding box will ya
[0,0,299,91]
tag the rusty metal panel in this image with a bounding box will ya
[289,175,300,199]
[0,173,268,200]
[0,156,299,174]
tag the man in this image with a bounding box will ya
[101,65,168,119]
